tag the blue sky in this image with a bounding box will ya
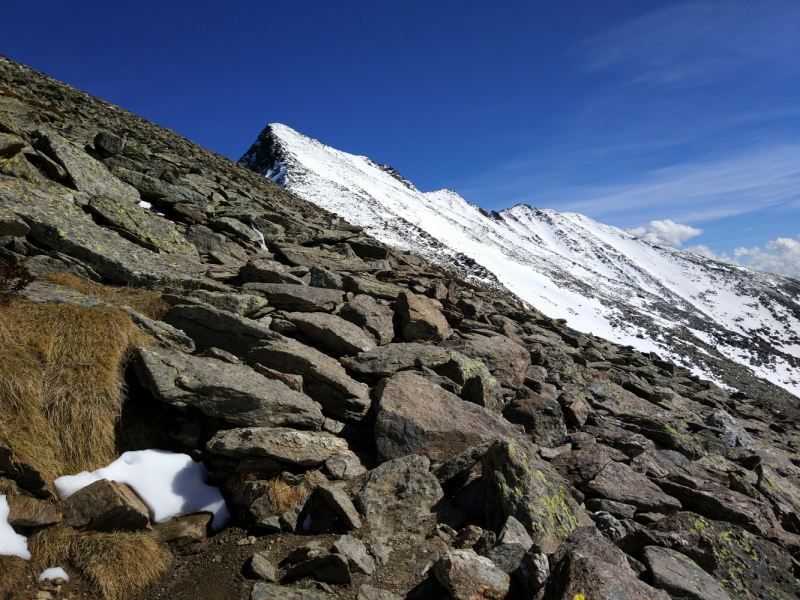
[5,1,799,276]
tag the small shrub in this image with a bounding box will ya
[0,258,33,302]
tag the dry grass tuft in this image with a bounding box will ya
[28,525,170,600]
[0,555,28,597]
[0,297,149,482]
[43,273,169,319]
[267,470,329,512]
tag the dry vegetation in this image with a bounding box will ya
[0,555,28,596]
[0,297,150,483]
[43,272,170,319]
[28,525,170,600]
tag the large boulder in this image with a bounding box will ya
[585,461,682,514]
[34,130,140,203]
[374,371,521,464]
[283,312,376,355]
[353,454,444,535]
[135,346,324,429]
[642,546,730,600]
[248,335,371,421]
[87,196,196,255]
[503,395,567,446]
[243,283,345,312]
[1,179,204,287]
[445,334,530,389]
[338,295,395,345]
[342,343,451,379]
[482,440,579,541]
[396,292,452,342]
[207,427,348,466]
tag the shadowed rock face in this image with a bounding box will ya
[3,56,800,600]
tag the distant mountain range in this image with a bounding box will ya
[240,123,800,399]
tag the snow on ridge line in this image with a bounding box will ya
[240,123,800,398]
[55,449,229,530]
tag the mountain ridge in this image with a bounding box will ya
[241,123,800,400]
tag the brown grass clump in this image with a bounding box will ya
[266,470,329,512]
[0,555,29,597]
[43,273,170,320]
[28,525,170,600]
[0,297,149,482]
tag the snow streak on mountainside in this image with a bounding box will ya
[240,124,800,398]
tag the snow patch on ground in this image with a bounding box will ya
[39,567,69,582]
[54,450,229,530]
[0,495,30,559]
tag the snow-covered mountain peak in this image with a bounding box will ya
[240,124,800,399]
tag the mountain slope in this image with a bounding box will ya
[241,123,800,398]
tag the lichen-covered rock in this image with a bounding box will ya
[434,549,510,600]
[251,582,333,600]
[585,461,682,514]
[275,243,373,272]
[353,454,444,535]
[446,334,530,389]
[243,283,345,312]
[503,395,567,447]
[396,292,452,342]
[163,303,276,355]
[433,353,503,413]
[135,346,324,429]
[481,439,579,541]
[207,427,348,466]
[642,546,730,600]
[374,370,521,464]
[342,343,452,379]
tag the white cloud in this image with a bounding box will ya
[627,219,703,247]
[734,235,800,279]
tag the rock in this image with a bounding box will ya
[348,240,389,260]
[518,551,549,595]
[592,511,627,541]
[482,439,579,540]
[179,290,268,316]
[0,441,50,497]
[550,445,620,489]
[654,479,777,535]
[332,534,375,574]
[309,266,343,289]
[586,461,681,513]
[243,283,345,312]
[755,464,800,532]
[432,441,493,484]
[316,485,362,530]
[374,370,521,464]
[325,450,369,480]
[284,552,352,585]
[241,257,307,285]
[209,217,264,244]
[503,395,568,447]
[585,499,637,519]
[497,515,533,548]
[433,353,503,413]
[163,303,276,356]
[0,132,26,156]
[123,308,196,353]
[341,274,404,299]
[253,365,304,393]
[109,167,169,199]
[284,311,376,355]
[5,492,62,528]
[446,335,530,389]
[434,549,510,600]
[248,335,371,421]
[33,130,140,203]
[93,131,125,156]
[584,425,651,458]
[486,542,527,574]
[342,343,452,379]
[135,346,324,429]
[185,225,248,263]
[642,546,730,600]
[396,292,452,342]
[356,585,402,600]
[558,393,591,427]
[250,552,279,582]
[705,410,755,448]
[251,582,333,600]
[207,428,348,466]
[338,294,395,345]
[153,513,210,546]
[60,479,150,532]
[0,207,29,236]
[2,180,204,286]
[275,243,373,272]
[353,454,444,535]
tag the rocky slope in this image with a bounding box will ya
[240,124,800,401]
[1,55,800,600]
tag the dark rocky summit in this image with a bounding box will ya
[0,56,799,600]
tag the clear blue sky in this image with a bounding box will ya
[5,1,799,275]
